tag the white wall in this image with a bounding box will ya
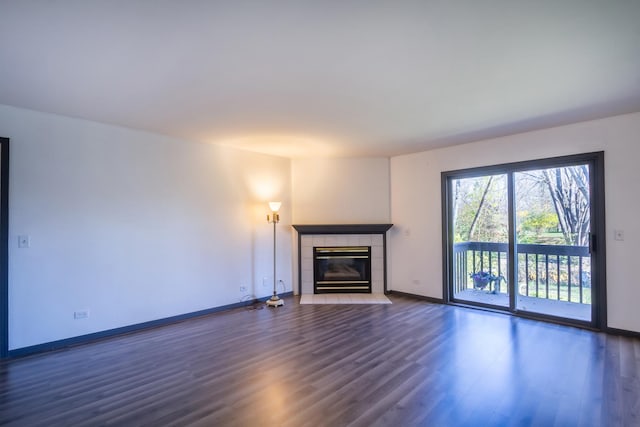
[0,104,292,350]
[291,157,390,224]
[290,157,391,295]
[390,112,640,332]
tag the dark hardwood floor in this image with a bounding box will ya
[1,294,638,426]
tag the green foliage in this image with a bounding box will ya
[453,175,508,243]
[453,166,589,246]
[517,211,559,244]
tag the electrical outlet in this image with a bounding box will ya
[74,310,89,320]
[240,285,247,292]
[614,230,624,241]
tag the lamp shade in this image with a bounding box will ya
[269,201,282,213]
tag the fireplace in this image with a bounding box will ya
[292,224,393,295]
[314,246,371,293]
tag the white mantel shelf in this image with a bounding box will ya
[292,224,393,295]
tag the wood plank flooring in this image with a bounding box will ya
[1,294,638,426]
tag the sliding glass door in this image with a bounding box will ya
[514,166,592,321]
[451,174,509,309]
[443,153,605,328]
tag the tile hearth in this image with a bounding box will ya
[299,293,392,304]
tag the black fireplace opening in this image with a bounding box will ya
[313,246,372,293]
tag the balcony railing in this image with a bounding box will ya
[453,241,591,305]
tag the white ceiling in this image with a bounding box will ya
[1,1,639,158]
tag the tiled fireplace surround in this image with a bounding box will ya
[292,224,393,295]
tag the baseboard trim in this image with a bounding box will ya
[8,292,293,358]
[388,290,444,304]
[606,326,640,339]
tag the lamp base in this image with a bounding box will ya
[265,296,284,307]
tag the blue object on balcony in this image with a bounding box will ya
[471,271,504,293]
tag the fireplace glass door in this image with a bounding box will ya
[314,246,371,293]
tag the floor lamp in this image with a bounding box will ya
[266,201,284,307]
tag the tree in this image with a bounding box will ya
[467,176,493,241]
[541,166,590,246]
[453,175,507,243]
[453,166,590,247]
[518,211,559,243]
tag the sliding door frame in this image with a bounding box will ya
[0,138,9,357]
[442,151,606,329]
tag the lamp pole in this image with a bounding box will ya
[266,202,284,307]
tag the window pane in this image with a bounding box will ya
[514,165,591,321]
[452,174,509,308]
